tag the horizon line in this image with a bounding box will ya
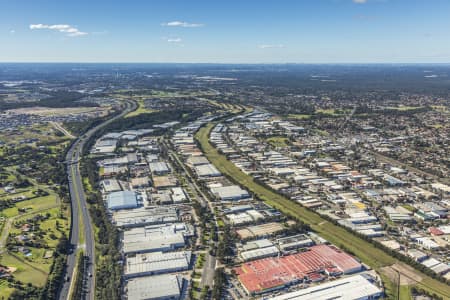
[1,61,450,65]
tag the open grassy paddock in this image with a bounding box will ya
[266,136,289,148]
[0,171,69,296]
[124,98,156,118]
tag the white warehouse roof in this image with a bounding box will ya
[107,191,138,211]
[195,163,221,177]
[268,274,382,300]
[149,161,171,174]
[211,185,250,201]
[126,274,184,300]
[125,251,192,278]
[122,223,193,254]
[113,207,178,228]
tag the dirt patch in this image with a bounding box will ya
[381,262,423,285]
[7,106,103,116]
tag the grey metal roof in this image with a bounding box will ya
[107,191,137,210]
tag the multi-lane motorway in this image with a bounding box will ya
[58,101,136,300]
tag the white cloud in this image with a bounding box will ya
[167,37,182,43]
[258,44,285,49]
[353,0,368,3]
[29,24,88,37]
[161,21,204,28]
[9,30,15,35]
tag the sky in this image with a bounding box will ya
[0,0,449,63]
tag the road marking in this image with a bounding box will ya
[63,101,136,300]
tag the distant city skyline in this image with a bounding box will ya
[1,0,450,63]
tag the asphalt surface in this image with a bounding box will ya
[200,253,217,288]
[58,101,136,300]
[165,142,218,288]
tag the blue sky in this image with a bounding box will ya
[1,0,449,63]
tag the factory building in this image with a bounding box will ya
[126,274,185,300]
[100,179,122,193]
[239,239,280,262]
[107,191,138,211]
[124,251,192,278]
[236,244,362,295]
[122,223,194,254]
[268,274,382,300]
[149,162,171,175]
[113,206,178,228]
[276,234,314,252]
[194,163,222,177]
[211,185,250,201]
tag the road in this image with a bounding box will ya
[50,121,76,139]
[166,143,217,218]
[58,100,136,300]
[164,140,218,288]
[200,252,217,288]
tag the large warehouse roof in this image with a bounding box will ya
[187,156,210,166]
[268,274,382,300]
[125,251,192,278]
[107,191,138,211]
[235,244,362,294]
[113,206,178,227]
[126,274,184,300]
[122,223,193,254]
[100,179,122,193]
[149,161,170,174]
[211,185,250,200]
[195,163,221,177]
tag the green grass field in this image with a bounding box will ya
[1,194,58,218]
[385,106,424,111]
[0,253,48,287]
[0,122,71,296]
[287,114,312,120]
[0,278,15,299]
[399,285,412,300]
[124,99,156,118]
[196,123,450,299]
[266,136,289,147]
[0,188,35,203]
[0,203,68,289]
[0,123,71,145]
[316,108,351,116]
[0,182,68,294]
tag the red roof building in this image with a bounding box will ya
[235,244,362,294]
[428,227,444,236]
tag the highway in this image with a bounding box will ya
[58,101,136,300]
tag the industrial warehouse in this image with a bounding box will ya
[91,126,195,300]
[124,251,192,278]
[125,274,186,300]
[267,274,383,300]
[122,223,194,254]
[235,244,363,294]
[82,109,449,300]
